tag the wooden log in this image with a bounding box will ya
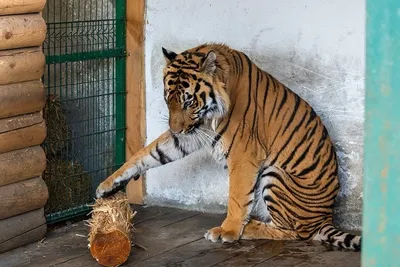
[0,0,46,15]
[0,47,45,85]
[0,208,46,253]
[0,146,46,187]
[0,14,46,50]
[0,224,46,254]
[0,111,43,134]
[0,121,46,154]
[0,80,46,119]
[88,192,136,267]
[0,177,48,220]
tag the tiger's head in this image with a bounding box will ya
[162,46,230,135]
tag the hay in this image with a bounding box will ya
[43,158,92,214]
[43,94,71,157]
[87,192,136,242]
[42,93,93,214]
[87,192,136,267]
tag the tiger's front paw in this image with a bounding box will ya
[96,180,115,199]
[204,223,243,243]
[95,176,127,198]
[96,173,141,198]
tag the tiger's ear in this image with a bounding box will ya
[162,47,177,64]
[201,50,217,74]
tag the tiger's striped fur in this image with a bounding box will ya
[96,43,361,251]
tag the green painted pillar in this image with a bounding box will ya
[363,0,400,266]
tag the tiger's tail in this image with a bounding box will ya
[313,223,362,251]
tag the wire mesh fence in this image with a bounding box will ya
[42,0,126,223]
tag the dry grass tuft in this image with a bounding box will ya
[42,94,92,214]
[86,192,136,266]
[43,94,71,157]
[87,192,136,243]
[43,159,92,214]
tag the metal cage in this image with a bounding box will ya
[42,0,126,223]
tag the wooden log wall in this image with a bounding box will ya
[0,0,48,253]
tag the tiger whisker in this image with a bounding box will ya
[197,133,213,156]
[194,129,214,155]
[199,126,219,137]
[198,128,227,151]
[196,129,215,145]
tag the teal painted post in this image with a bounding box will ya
[363,0,400,266]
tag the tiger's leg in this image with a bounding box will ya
[241,219,298,240]
[244,165,336,241]
[96,131,200,198]
[204,160,260,243]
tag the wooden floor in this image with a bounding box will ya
[0,206,361,267]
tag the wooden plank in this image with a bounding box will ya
[363,0,400,266]
[136,209,200,229]
[0,208,45,244]
[0,14,46,50]
[0,221,90,267]
[0,176,48,220]
[132,239,217,267]
[0,111,43,134]
[0,206,214,267]
[0,80,45,119]
[0,47,45,85]
[174,240,268,267]
[294,250,360,267]
[133,238,268,267]
[0,120,46,154]
[47,253,94,267]
[131,205,179,225]
[0,0,46,15]
[253,241,333,267]
[53,209,200,267]
[0,146,46,187]
[57,210,205,267]
[0,224,46,254]
[125,0,146,204]
[212,241,284,267]
[126,212,225,265]
[0,207,362,267]
[0,208,46,253]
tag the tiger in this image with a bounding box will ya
[96,43,361,251]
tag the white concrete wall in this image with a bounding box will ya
[144,0,365,230]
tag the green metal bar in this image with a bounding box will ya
[115,0,126,169]
[46,48,125,64]
[46,205,92,224]
[47,19,114,24]
[66,126,126,140]
[61,91,125,102]
[362,0,400,266]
